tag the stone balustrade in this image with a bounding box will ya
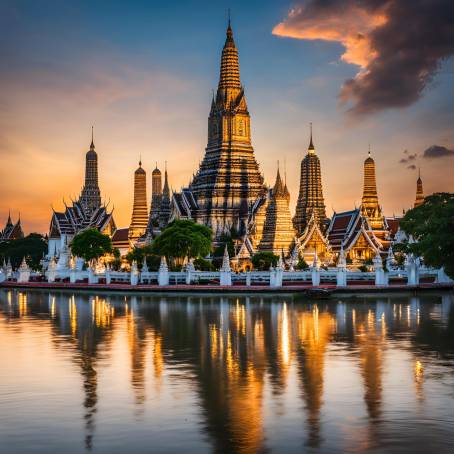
[2,256,452,289]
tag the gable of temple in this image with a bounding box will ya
[296,214,332,264]
[0,214,24,242]
[327,210,384,264]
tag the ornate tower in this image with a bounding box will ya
[414,170,424,208]
[129,161,148,241]
[259,167,295,255]
[159,163,171,229]
[293,124,326,234]
[147,164,162,230]
[361,149,384,229]
[187,21,265,238]
[79,127,101,214]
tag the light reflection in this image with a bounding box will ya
[0,291,452,453]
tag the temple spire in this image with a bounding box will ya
[218,18,241,90]
[414,168,424,208]
[90,126,95,150]
[79,126,101,213]
[308,122,315,152]
[294,123,326,233]
[361,147,384,229]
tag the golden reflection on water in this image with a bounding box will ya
[0,291,453,453]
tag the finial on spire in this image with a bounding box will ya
[90,126,95,149]
[139,154,142,167]
[308,122,314,151]
[368,143,371,157]
[155,161,158,169]
[228,8,231,28]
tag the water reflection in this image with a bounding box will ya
[1,290,454,453]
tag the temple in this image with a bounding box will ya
[258,167,295,255]
[0,212,24,242]
[325,150,393,265]
[414,170,424,208]
[171,21,265,241]
[147,164,162,231]
[47,130,116,258]
[293,124,326,234]
[128,160,149,242]
[158,164,171,229]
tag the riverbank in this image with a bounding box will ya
[1,280,453,296]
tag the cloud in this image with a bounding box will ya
[273,0,454,116]
[399,149,417,164]
[407,164,416,170]
[423,145,454,159]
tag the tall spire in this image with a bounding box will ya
[79,127,101,214]
[259,164,294,254]
[414,168,424,208]
[308,122,315,152]
[129,161,148,240]
[218,18,241,90]
[294,124,326,233]
[361,147,384,229]
[90,126,95,150]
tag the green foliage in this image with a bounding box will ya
[70,228,112,264]
[399,193,454,278]
[112,248,121,259]
[296,258,309,270]
[110,258,122,271]
[358,264,369,273]
[346,256,353,265]
[151,220,212,264]
[213,232,235,258]
[0,233,47,270]
[126,245,160,271]
[193,257,215,271]
[252,251,279,271]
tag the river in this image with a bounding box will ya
[1,289,453,453]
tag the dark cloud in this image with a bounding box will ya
[274,0,454,115]
[407,164,416,170]
[423,145,454,159]
[399,149,417,164]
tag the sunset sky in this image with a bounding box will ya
[1,0,453,234]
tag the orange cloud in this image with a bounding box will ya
[273,4,387,68]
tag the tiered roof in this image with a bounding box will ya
[0,213,24,242]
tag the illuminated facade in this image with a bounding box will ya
[258,168,295,255]
[414,171,424,208]
[129,161,149,242]
[172,22,265,240]
[293,126,327,234]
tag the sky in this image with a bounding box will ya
[1,0,453,234]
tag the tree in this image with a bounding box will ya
[0,233,47,270]
[193,257,215,271]
[399,192,454,278]
[151,220,212,265]
[126,245,161,271]
[296,257,309,270]
[70,228,112,266]
[252,251,279,271]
